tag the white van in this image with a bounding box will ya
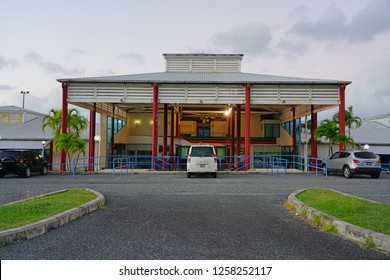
[187,145,218,178]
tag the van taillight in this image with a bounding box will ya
[214,154,217,163]
[377,159,381,164]
[19,157,25,164]
[187,154,191,163]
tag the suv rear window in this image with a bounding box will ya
[0,151,21,158]
[190,147,214,157]
[354,152,377,159]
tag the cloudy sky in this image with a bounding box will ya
[1,0,390,120]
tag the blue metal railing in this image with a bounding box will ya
[69,154,311,178]
[50,154,389,179]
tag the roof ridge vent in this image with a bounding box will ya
[164,53,243,73]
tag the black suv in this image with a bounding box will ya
[0,150,48,178]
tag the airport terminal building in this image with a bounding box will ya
[56,53,351,171]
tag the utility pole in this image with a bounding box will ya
[20,91,29,108]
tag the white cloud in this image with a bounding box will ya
[210,22,272,56]
[0,55,17,70]
[348,0,390,42]
[117,52,145,64]
[290,0,390,43]
[289,4,347,41]
[24,51,84,76]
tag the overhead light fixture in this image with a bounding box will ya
[224,107,232,116]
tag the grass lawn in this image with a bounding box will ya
[0,189,98,231]
[296,188,390,235]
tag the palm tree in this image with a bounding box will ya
[67,108,88,136]
[42,108,88,171]
[314,119,339,156]
[42,108,87,137]
[53,133,86,171]
[42,109,62,137]
[333,106,362,138]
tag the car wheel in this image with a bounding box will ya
[370,172,381,179]
[24,166,31,178]
[0,172,4,178]
[343,166,352,178]
[40,165,48,175]
[212,172,217,178]
[187,172,192,178]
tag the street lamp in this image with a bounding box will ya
[94,135,101,171]
[20,91,29,108]
[41,140,46,158]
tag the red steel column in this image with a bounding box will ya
[227,112,231,136]
[236,104,241,169]
[339,84,346,151]
[230,106,235,165]
[163,104,168,171]
[152,83,159,169]
[311,105,318,170]
[176,111,180,136]
[60,82,68,171]
[244,83,251,171]
[88,103,96,171]
[170,106,175,163]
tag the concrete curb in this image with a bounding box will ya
[0,188,105,247]
[288,189,390,254]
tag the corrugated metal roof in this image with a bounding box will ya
[58,72,351,85]
[367,145,390,155]
[350,121,390,145]
[0,109,97,141]
[0,105,45,116]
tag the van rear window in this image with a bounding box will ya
[190,147,214,157]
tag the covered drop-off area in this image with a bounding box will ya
[57,54,351,172]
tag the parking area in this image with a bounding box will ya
[0,172,390,259]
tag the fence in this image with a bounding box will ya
[46,155,390,178]
[65,154,333,178]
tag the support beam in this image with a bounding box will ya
[236,104,241,168]
[170,106,175,164]
[176,110,180,137]
[339,84,346,151]
[230,106,235,165]
[111,106,115,160]
[152,83,159,169]
[311,105,318,170]
[60,82,68,172]
[163,104,168,171]
[292,107,296,155]
[227,112,231,137]
[49,140,53,171]
[88,103,96,171]
[244,83,251,171]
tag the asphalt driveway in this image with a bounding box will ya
[0,172,390,260]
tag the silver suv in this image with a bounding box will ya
[323,150,381,179]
